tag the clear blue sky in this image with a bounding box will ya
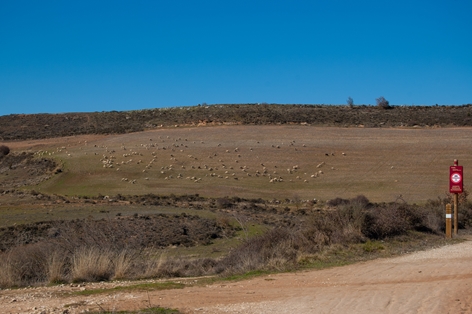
[1,0,471,116]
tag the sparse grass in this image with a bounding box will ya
[72,281,186,296]
[0,203,211,228]
[88,307,181,313]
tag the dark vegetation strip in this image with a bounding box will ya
[1,104,472,140]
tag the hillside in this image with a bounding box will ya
[1,104,472,140]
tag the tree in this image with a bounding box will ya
[347,97,354,107]
[376,96,391,109]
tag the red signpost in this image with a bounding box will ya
[449,160,463,236]
[450,163,463,194]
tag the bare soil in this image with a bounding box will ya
[1,235,471,314]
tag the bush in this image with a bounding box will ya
[218,228,300,274]
[347,97,354,107]
[326,197,350,207]
[362,205,411,239]
[327,195,370,208]
[71,247,114,282]
[376,96,391,109]
[0,145,9,157]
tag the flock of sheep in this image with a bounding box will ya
[34,133,348,189]
[90,135,346,186]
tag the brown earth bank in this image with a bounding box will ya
[1,234,471,314]
[2,104,472,141]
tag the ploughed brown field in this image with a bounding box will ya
[4,125,470,203]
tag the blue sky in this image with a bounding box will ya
[1,0,471,116]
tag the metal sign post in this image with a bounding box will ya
[449,159,463,236]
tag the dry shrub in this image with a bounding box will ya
[361,203,446,239]
[47,249,69,284]
[112,249,135,280]
[158,257,211,278]
[459,203,472,228]
[216,197,233,209]
[142,250,169,278]
[0,242,53,288]
[326,197,350,207]
[411,205,444,233]
[305,197,368,246]
[444,189,469,206]
[219,228,299,274]
[0,254,15,288]
[0,145,10,157]
[71,247,114,282]
[362,205,410,239]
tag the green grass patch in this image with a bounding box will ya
[362,240,385,252]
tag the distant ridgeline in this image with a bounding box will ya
[1,104,472,140]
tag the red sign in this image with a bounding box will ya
[450,166,463,193]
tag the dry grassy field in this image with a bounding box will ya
[5,125,471,203]
[3,124,472,312]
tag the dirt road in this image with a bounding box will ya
[2,237,472,314]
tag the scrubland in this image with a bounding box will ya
[1,106,472,294]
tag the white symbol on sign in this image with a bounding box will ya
[451,173,462,183]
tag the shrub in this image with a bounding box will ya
[216,197,233,209]
[46,250,68,284]
[376,96,391,109]
[71,247,114,282]
[0,242,53,288]
[326,197,350,207]
[460,205,472,228]
[327,195,370,208]
[347,97,354,108]
[0,145,10,157]
[219,228,299,274]
[362,204,411,239]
